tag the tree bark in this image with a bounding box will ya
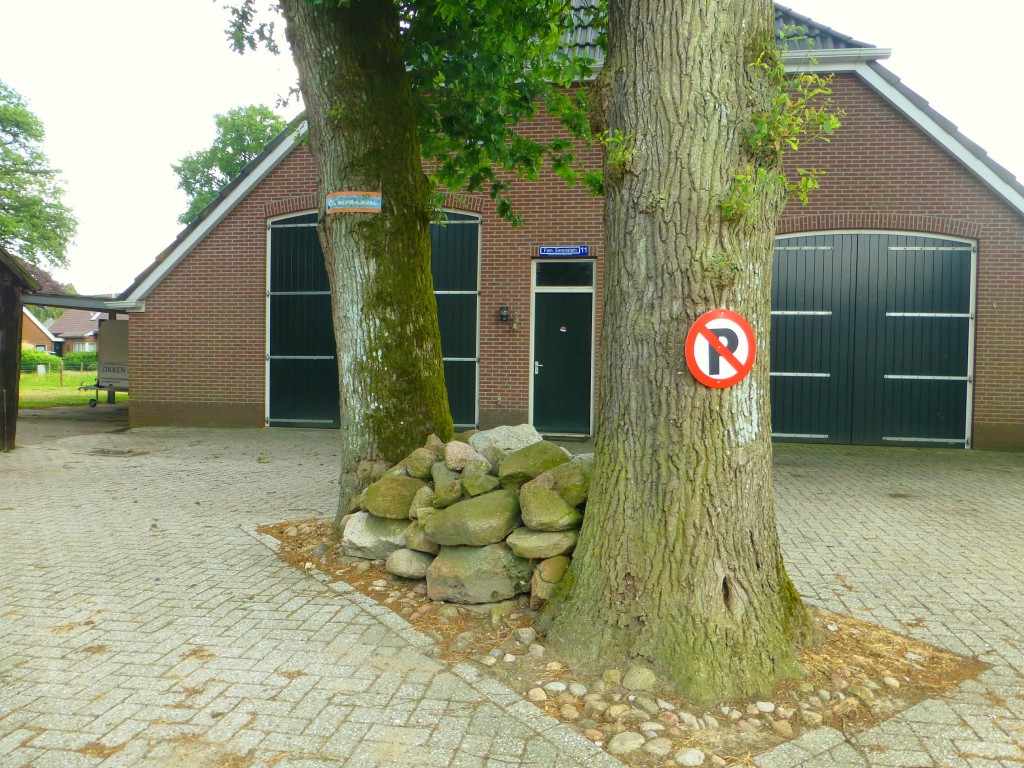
[545,0,814,704]
[279,0,453,505]
[1,269,24,451]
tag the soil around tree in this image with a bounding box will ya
[259,517,987,767]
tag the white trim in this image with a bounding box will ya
[782,48,891,69]
[965,243,978,449]
[881,436,967,445]
[126,124,308,305]
[776,229,976,244]
[886,312,971,319]
[529,259,596,436]
[104,300,145,312]
[21,307,60,342]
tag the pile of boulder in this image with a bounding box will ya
[337,425,592,606]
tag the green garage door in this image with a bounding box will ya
[771,233,974,447]
[431,212,480,430]
[268,213,339,427]
[267,211,479,428]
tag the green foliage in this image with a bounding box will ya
[26,305,65,324]
[721,28,843,221]
[18,347,57,372]
[172,105,289,224]
[62,351,97,371]
[228,0,605,225]
[0,79,78,268]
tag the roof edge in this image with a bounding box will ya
[22,293,128,313]
[782,48,890,67]
[0,246,42,292]
[21,306,61,341]
[855,61,1024,220]
[119,119,308,305]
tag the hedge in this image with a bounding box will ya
[19,348,59,372]
[63,351,98,371]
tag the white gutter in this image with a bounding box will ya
[782,47,891,72]
[105,300,146,313]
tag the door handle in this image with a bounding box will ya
[534,361,543,375]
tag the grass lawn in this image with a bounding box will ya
[18,369,129,409]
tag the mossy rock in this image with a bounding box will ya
[364,475,428,520]
[461,470,500,497]
[422,488,522,546]
[531,454,594,507]
[426,543,532,604]
[531,555,571,608]
[408,485,435,516]
[469,424,544,466]
[519,482,583,531]
[404,519,440,555]
[385,548,434,580]
[432,478,464,508]
[452,429,478,444]
[506,527,578,559]
[498,441,570,489]
[341,513,409,560]
[405,447,440,480]
[431,461,459,486]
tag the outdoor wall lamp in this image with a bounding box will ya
[497,306,518,331]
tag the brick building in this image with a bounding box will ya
[112,7,1024,450]
[20,308,59,353]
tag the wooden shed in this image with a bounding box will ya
[0,245,41,450]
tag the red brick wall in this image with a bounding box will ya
[780,72,1024,449]
[130,71,1023,448]
[130,150,319,427]
[472,111,603,428]
[130,118,602,431]
[20,313,52,352]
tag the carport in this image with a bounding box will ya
[7,290,129,450]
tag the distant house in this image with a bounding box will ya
[49,309,101,355]
[20,307,60,353]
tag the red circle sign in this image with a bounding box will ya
[684,309,756,388]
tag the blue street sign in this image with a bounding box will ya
[538,245,590,258]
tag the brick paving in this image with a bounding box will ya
[1,428,1022,767]
[766,445,1024,768]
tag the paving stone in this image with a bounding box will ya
[3,434,1023,768]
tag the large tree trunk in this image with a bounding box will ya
[280,0,453,505]
[545,0,814,704]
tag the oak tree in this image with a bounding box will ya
[172,104,288,224]
[0,79,77,269]
[229,0,596,503]
[544,0,825,703]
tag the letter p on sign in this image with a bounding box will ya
[684,309,756,389]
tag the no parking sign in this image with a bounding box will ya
[684,309,756,389]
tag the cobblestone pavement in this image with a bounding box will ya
[764,445,1024,768]
[1,430,1022,767]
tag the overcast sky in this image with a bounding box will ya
[2,0,1022,295]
